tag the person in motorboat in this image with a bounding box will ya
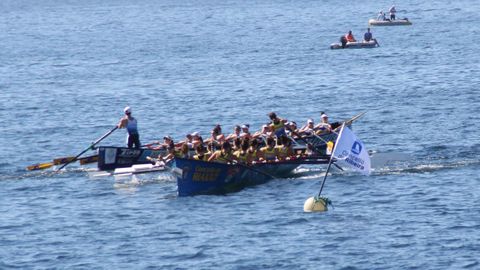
[389,5,396,20]
[340,35,348,48]
[363,28,378,45]
[117,106,141,149]
[377,11,387,21]
[258,137,279,162]
[268,112,288,138]
[345,31,356,42]
[208,141,236,164]
[314,113,332,135]
[226,125,242,141]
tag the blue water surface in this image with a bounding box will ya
[1,0,479,269]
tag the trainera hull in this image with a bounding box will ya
[174,157,329,196]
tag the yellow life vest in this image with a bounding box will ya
[235,150,249,163]
[193,154,207,161]
[261,146,277,161]
[276,145,289,158]
[271,120,284,132]
[213,150,231,164]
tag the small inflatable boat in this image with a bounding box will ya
[368,18,412,26]
[330,40,379,50]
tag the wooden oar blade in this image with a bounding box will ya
[27,162,54,171]
[79,155,98,165]
[53,156,77,165]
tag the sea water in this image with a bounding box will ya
[1,0,479,269]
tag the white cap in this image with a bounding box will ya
[241,124,249,129]
[307,119,314,123]
[191,132,200,136]
[124,106,132,114]
[321,114,328,118]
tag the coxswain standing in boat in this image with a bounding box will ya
[268,112,288,138]
[118,106,141,149]
[389,5,396,20]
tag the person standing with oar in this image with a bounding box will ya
[118,106,141,149]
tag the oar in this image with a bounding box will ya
[225,158,277,179]
[285,126,343,171]
[343,111,367,126]
[27,162,55,171]
[56,126,118,172]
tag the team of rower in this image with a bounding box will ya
[118,108,337,165]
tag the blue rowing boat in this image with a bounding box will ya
[174,157,330,196]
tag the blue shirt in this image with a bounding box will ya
[364,32,372,41]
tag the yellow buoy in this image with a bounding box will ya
[303,196,328,212]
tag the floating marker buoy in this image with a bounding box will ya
[303,196,330,212]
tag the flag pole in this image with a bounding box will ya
[316,123,345,198]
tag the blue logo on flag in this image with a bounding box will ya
[351,141,362,155]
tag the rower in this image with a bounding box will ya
[193,145,208,161]
[205,124,225,147]
[315,113,332,135]
[208,141,236,164]
[248,139,260,161]
[234,140,253,164]
[226,125,241,141]
[240,124,252,140]
[276,135,294,161]
[299,119,315,136]
[268,112,288,138]
[117,106,141,149]
[258,137,278,162]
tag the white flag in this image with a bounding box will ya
[332,124,371,175]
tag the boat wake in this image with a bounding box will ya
[293,151,479,179]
